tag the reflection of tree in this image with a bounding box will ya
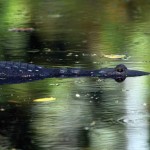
[0,0,149,149]
[0,103,38,149]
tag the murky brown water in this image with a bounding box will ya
[0,0,150,150]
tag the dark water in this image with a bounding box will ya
[0,0,150,150]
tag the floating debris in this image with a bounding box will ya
[48,14,62,18]
[75,61,80,64]
[27,49,40,53]
[0,108,5,111]
[84,127,89,130]
[49,83,59,86]
[103,54,130,60]
[43,48,51,52]
[75,54,79,57]
[33,97,56,102]
[91,53,97,57]
[8,28,35,32]
[143,103,147,106]
[66,53,73,56]
[82,53,90,56]
[8,100,19,104]
[90,121,96,126]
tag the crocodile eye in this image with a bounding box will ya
[116,68,124,72]
[115,64,127,73]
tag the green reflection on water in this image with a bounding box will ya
[0,0,149,150]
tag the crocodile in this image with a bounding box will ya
[0,61,149,84]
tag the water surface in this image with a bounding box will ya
[0,0,150,150]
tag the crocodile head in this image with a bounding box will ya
[98,64,150,82]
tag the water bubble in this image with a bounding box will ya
[75,94,80,98]
[75,54,79,57]
[84,127,89,130]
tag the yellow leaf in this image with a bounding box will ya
[33,97,56,102]
[103,54,126,59]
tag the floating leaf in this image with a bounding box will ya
[103,54,127,59]
[33,97,56,102]
[8,27,35,32]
